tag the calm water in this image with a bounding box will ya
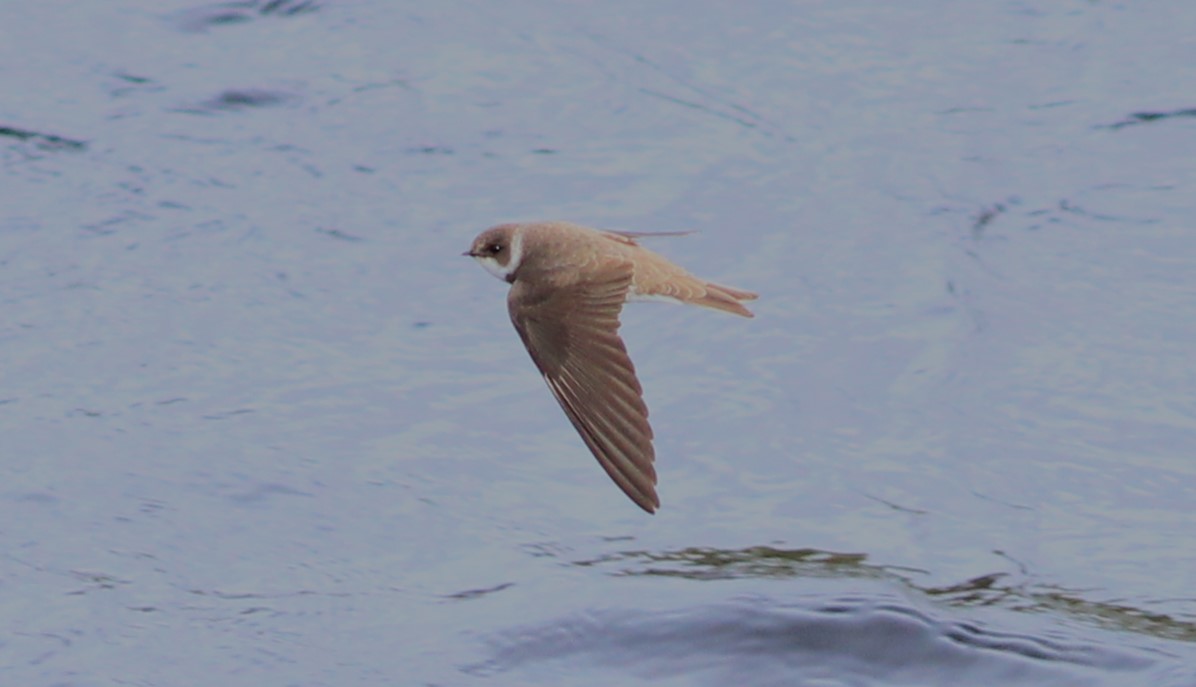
[3,1,1194,685]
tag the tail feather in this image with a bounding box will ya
[697,282,757,318]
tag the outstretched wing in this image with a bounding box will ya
[508,262,659,513]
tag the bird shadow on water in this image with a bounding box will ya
[464,545,1191,685]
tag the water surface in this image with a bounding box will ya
[2,1,1194,684]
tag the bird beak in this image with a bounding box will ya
[462,250,475,257]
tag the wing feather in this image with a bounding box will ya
[508,262,659,513]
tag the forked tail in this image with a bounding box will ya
[698,282,758,318]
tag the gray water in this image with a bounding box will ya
[3,2,1195,685]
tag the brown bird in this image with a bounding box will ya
[465,220,756,513]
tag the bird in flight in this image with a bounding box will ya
[465,221,756,513]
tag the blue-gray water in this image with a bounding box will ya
[3,2,1194,685]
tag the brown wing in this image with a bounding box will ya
[508,262,659,513]
[600,229,694,243]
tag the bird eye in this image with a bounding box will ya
[488,243,503,254]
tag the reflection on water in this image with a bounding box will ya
[576,545,883,580]
[476,596,1157,686]
[577,544,1196,645]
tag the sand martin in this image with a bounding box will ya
[465,220,756,513]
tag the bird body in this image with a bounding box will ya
[466,220,756,512]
